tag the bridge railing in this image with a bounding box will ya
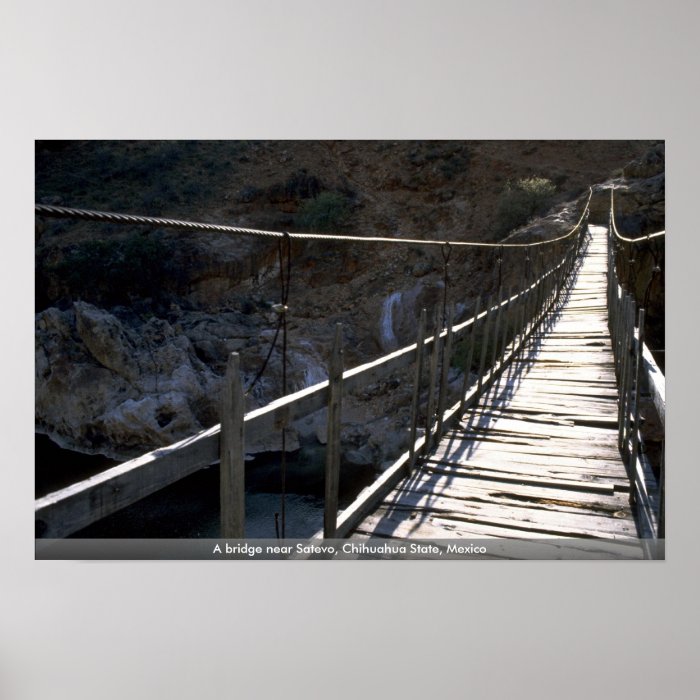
[35,200,590,540]
[607,188,665,539]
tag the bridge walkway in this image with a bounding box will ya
[349,226,643,555]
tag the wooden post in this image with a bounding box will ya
[476,294,494,397]
[516,289,527,356]
[220,352,245,538]
[618,295,634,454]
[459,295,481,414]
[531,272,541,331]
[490,288,504,370]
[608,272,614,346]
[612,283,620,361]
[607,234,613,312]
[541,268,550,316]
[613,285,624,375]
[619,294,630,444]
[324,324,344,538]
[520,283,530,339]
[658,441,665,538]
[436,303,455,439]
[629,308,645,499]
[424,308,442,455]
[516,263,528,351]
[525,278,535,336]
[499,285,513,362]
[616,294,629,447]
[553,262,561,307]
[407,308,427,474]
[623,296,638,454]
[534,273,544,326]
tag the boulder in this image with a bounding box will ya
[36,302,221,459]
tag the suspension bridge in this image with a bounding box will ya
[34,190,665,557]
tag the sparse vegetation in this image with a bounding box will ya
[295,191,353,232]
[35,140,247,216]
[495,176,557,235]
[406,141,470,181]
[51,232,177,307]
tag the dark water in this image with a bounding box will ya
[35,435,378,538]
[36,433,119,497]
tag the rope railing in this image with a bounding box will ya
[609,187,665,243]
[35,188,592,249]
[607,187,664,541]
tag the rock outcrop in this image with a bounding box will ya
[587,142,665,234]
[36,303,220,458]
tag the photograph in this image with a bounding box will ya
[7,1,698,698]
[34,139,665,559]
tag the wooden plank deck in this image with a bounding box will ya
[349,226,643,556]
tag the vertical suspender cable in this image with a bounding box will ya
[278,233,292,538]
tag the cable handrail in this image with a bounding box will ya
[609,187,665,243]
[35,188,592,250]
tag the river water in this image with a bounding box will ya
[36,434,377,538]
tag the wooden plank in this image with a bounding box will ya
[461,416,619,439]
[423,460,622,493]
[428,450,629,476]
[482,399,617,415]
[486,400,619,417]
[481,389,606,411]
[490,287,505,369]
[435,436,622,460]
[220,353,245,538]
[459,294,481,414]
[323,324,343,538]
[436,304,455,438]
[492,383,619,397]
[404,471,631,513]
[353,512,643,559]
[35,424,220,538]
[407,308,427,474]
[640,338,665,428]
[476,293,494,396]
[369,492,637,539]
[424,308,442,454]
[629,309,645,476]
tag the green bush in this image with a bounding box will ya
[296,192,352,232]
[495,176,556,235]
[53,232,175,306]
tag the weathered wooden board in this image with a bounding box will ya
[423,460,629,491]
[366,494,637,539]
[353,513,644,559]
[435,437,623,461]
[402,471,631,513]
[379,489,635,537]
[426,451,629,476]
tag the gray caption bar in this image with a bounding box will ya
[35,538,665,560]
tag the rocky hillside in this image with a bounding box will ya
[35,140,664,467]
